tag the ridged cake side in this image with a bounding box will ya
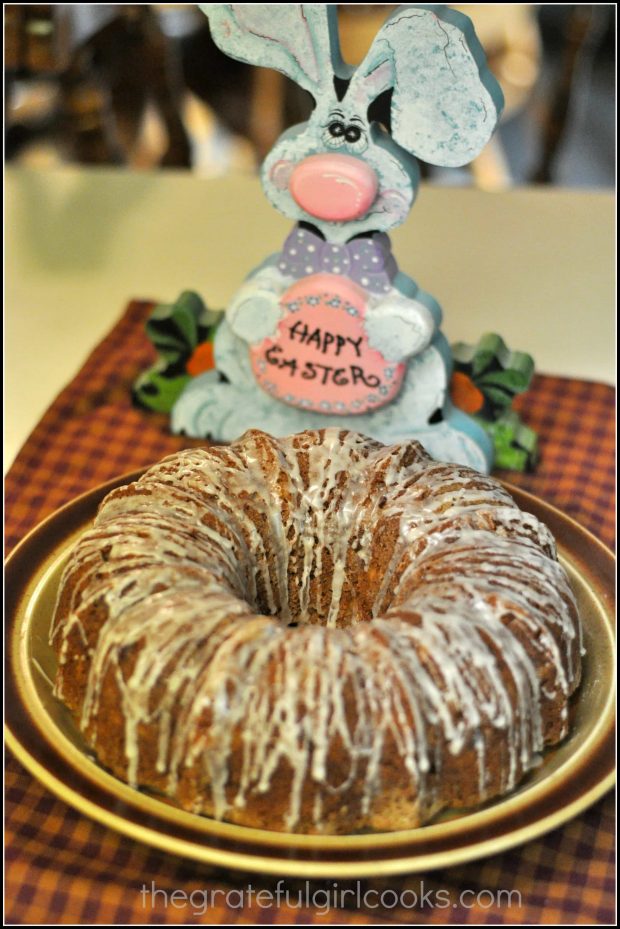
[50,428,582,833]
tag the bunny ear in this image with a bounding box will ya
[199,4,343,96]
[348,5,504,167]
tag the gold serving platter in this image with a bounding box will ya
[6,472,616,878]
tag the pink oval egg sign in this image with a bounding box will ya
[250,273,405,414]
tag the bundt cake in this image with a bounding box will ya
[50,428,582,833]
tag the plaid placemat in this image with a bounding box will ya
[5,301,616,925]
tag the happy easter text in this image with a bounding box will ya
[264,321,381,388]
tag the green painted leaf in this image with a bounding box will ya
[147,308,195,360]
[479,385,513,409]
[470,352,493,377]
[451,341,478,365]
[494,445,529,470]
[515,424,538,455]
[134,291,223,414]
[133,365,191,413]
[476,410,539,471]
[144,291,220,362]
[452,333,535,389]
[477,368,531,393]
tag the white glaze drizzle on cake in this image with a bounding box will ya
[50,429,582,831]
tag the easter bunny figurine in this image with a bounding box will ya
[172,4,504,471]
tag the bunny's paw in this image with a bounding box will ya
[227,290,282,345]
[365,297,435,363]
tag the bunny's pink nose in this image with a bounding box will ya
[289,153,378,222]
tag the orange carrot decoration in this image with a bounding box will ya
[186,341,215,376]
[450,371,485,414]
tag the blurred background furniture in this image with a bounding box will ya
[4,4,615,187]
[5,4,191,167]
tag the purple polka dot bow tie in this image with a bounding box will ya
[277,225,399,295]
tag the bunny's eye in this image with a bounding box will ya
[328,121,346,138]
[344,125,362,144]
[344,123,367,153]
[323,120,347,148]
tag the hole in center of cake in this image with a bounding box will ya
[250,523,392,629]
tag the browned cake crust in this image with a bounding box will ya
[51,429,582,833]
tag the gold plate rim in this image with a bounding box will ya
[6,470,616,878]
